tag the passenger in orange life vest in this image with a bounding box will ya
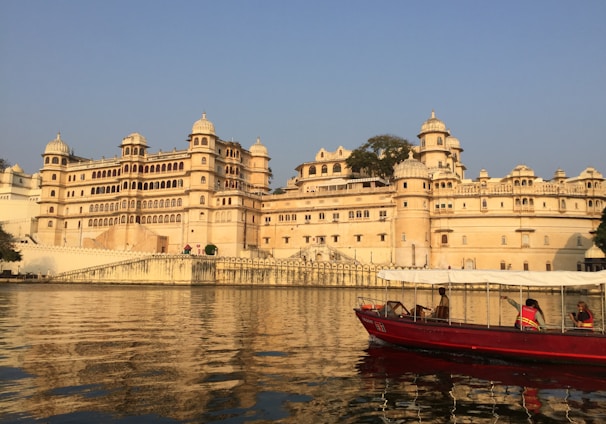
[501,296,546,331]
[568,301,594,330]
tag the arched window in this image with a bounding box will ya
[50,190,56,197]
[333,163,341,173]
[52,157,59,164]
[125,147,130,155]
[200,196,205,204]
[202,137,208,145]
[194,137,199,145]
[437,137,443,145]
[321,165,328,174]
[309,165,316,175]
[441,234,448,244]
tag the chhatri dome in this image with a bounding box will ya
[44,132,70,155]
[192,112,216,135]
[121,132,148,146]
[418,110,450,137]
[249,136,268,156]
[394,150,429,179]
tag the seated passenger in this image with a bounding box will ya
[568,301,594,331]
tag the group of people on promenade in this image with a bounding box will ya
[500,295,594,331]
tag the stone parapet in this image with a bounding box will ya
[47,256,405,287]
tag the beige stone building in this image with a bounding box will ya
[2,111,605,271]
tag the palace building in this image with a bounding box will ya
[2,111,605,271]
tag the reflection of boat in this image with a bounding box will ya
[357,344,606,392]
[354,269,606,366]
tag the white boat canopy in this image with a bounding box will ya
[378,269,606,287]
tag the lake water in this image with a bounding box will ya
[1,284,605,423]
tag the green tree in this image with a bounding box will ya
[0,158,9,170]
[205,244,218,255]
[0,225,22,262]
[595,207,606,255]
[345,134,413,181]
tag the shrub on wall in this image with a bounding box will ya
[205,244,218,255]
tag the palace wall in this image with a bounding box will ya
[48,256,394,287]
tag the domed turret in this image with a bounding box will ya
[44,132,70,155]
[192,112,215,135]
[394,151,429,179]
[446,136,460,149]
[121,132,147,146]
[11,164,24,173]
[250,136,268,156]
[418,110,449,137]
[585,244,605,259]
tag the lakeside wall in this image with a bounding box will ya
[46,255,395,287]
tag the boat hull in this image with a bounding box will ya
[355,309,606,366]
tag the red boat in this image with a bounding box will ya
[355,269,606,366]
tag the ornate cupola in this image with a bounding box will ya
[42,132,70,167]
[188,112,217,150]
[416,110,465,180]
[120,132,148,157]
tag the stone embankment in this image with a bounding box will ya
[46,255,396,287]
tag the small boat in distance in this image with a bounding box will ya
[354,269,606,366]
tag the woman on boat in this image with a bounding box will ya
[568,301,594,331]
[501,296,546,331]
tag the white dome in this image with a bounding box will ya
[11,163,24,173]
[192,112,215,135]
[121,132,148,146]
[44,132,70,155]
[585,244,606,259]
[394,151,429,179]
[418,110,449,137]
[250,136,268,156]
[446,136,460,149]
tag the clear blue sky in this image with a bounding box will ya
[1,0,605,188]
